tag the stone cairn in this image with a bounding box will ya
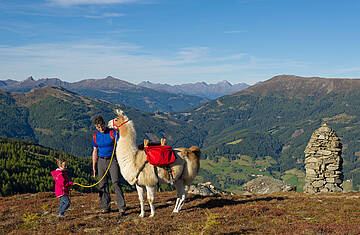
[303,123,343,194]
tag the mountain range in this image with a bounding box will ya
[0,76,209,112]
[138,80,250,99]
[0,76,249,112]
[1,74,360,193]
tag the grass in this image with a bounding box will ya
[200,157,280,193]
[202,158,310,194]
[2,191,360,234]
[281,168,306,192]
[226,139,243,145]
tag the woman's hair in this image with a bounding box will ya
[55,158,67,168]
[94,115,105,126]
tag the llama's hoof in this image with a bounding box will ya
[139,213,145,218]
[149,214,155,217]
[172,209,179,213]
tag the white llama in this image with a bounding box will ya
[108,109,201,217]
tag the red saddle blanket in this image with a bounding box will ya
[145,144,176,167]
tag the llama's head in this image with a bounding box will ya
[108,109,129,130]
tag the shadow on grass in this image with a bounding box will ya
[223,229,257,234]
[128,195,209,214]
[123,195,286,215]
[187,196,287,210]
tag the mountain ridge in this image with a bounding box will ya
[0,76,209,112]
[138,80,250,99]
[236,75,360,98]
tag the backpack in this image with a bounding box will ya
[144,144,176,167]
[93,129,115,147]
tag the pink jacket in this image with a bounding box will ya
[51,169,74,197]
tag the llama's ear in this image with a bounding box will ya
[115,109,122,116]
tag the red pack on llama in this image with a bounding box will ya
[145,144,176,167]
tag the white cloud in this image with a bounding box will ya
[0,41,309,84]
[174,47,210,64]
[84,12,125,18]
[49,0,141,7]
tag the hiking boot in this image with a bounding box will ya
[58,214,65,218]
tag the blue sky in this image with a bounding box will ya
[0,0,359,85]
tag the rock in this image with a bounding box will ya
[188,183,233,196]
[312,180,325,188]
[242,176,296,194]
[320,187,329,193]
[325,183,343,192]
[189,184,216,196]
[306,168,317,175]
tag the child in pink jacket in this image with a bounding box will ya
[51,158,74,217]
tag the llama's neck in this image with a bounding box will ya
[115,123,139,183]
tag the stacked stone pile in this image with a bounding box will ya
[303,123,343,194]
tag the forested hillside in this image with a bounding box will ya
[0,137,97,196]
[183,75,360,191]
[0,86,203,157]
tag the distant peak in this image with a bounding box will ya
[26,76,35,81]
[194,81,208,86]
[217,80,232,85]
[270,75,303,81]
[139,81,153,85]
[105,76,115,80]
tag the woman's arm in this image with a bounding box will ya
[92,147,99,177]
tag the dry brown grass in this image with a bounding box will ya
[1,190,360,234]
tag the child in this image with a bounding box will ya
[51,158,74,217]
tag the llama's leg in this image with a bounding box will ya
[176,193,187,212]
[176,184,190,212]
[173,180,185,213]
[146,186,156,217]
[174,198,180,212]
[136,184,145,217]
